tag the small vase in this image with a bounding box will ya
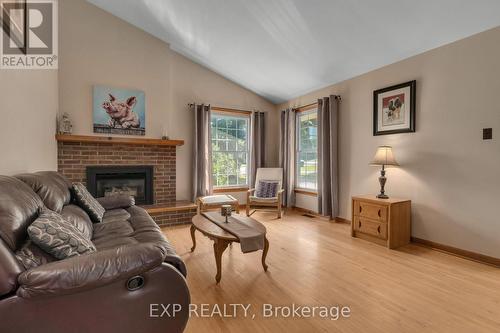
[220,205,232,223]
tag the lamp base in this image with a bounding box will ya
[377,166,389,199]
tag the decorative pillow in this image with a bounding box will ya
[72,183,105,223]
[15,240,56,270]
[255,180,279,198]
[27,210,96,260]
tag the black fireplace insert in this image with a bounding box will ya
[86,166,154,205]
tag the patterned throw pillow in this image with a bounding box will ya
[255,180,279,198]
[72,183,106,223]
[28,210,96,260]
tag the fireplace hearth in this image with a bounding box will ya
[86,166,154,205]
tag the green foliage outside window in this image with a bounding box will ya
[297,110,318,190]
[211,114,249,187]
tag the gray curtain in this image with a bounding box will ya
[249,111,265,187]
[279,108,296,207]
[317,96,339,218]
[192,103,212,202]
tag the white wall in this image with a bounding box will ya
[279,26,500,258]
[0,70,58,175]
[58,0,277,201]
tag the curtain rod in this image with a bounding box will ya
[187,103,211,107]
[188,103,260,114]
[294,95,342,110]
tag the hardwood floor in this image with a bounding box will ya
[162,210,500,333]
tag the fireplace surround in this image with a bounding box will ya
[86,165,154,205]
[56,134,196,226]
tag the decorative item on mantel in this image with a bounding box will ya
[161,126,169,140]
[57,113,73,134]
[370,146,399,199]
[220,205,232,223]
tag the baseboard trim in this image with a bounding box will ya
[291,207,351,223]
[411,237,500,268]
[328,217,498,267]
[334,217,351,224]
[292,206,329,220]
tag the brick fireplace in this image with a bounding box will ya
[56,134,196,225]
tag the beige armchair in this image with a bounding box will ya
[246,168,284,218]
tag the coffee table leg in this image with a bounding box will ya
[262,237,269,271]
[213,239,229,283]
[190,225,197,252]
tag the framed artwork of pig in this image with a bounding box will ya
[93,85,146,136]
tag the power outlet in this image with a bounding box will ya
[483,128,492,140]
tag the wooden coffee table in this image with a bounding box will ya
[190,214,269,283]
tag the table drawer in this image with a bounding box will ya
[353,216,387,240]
[354,200,387,222]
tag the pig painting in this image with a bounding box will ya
[102,94,141,129]
[93,86,145,136]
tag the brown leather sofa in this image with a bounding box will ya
[0,172,190,333]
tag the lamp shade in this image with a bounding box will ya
[370,146,399,166]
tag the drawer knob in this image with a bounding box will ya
[359,206,362,213]
[377,225,381,233]
[378,209,381,217]
[358,221,362,228]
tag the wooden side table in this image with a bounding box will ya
[351,195,411,249]
[196,194,240,214]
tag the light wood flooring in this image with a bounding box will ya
[161,210,500,333]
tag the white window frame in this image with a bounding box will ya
[210,111,250,189]
[295,108,318,191]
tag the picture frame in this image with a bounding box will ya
[93,85,146,136]
[373,80,416,136]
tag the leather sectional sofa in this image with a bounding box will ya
[0,172,190,333]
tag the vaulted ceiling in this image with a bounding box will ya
[88,0,500,104]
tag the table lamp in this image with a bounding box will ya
[370,146,399,199]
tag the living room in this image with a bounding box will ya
[0,0,499,332]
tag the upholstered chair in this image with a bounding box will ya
[246,168,284,218]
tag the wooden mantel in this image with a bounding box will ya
[55,134,184,146]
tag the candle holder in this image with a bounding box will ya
[220,205,232,223]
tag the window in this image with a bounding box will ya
[211,113,249,188]
[296,109,318,190]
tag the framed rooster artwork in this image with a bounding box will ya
[373,80,416,136]
[93,85,146,136]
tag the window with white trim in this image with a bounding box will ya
[296,109,318,190]
[211,113,249,187]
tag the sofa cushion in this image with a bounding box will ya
[15,240,56,270]
[97,195,135,210]
[102,209,131,224]
[72,183,105,223]
[61,204,93,240]
[250,195,278,203]
[15,172,72,213]
[90,205,187,276]
[28,210,96,260]
[0,176,44,251]
[92,209,135,249]
[0,238,24,297]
